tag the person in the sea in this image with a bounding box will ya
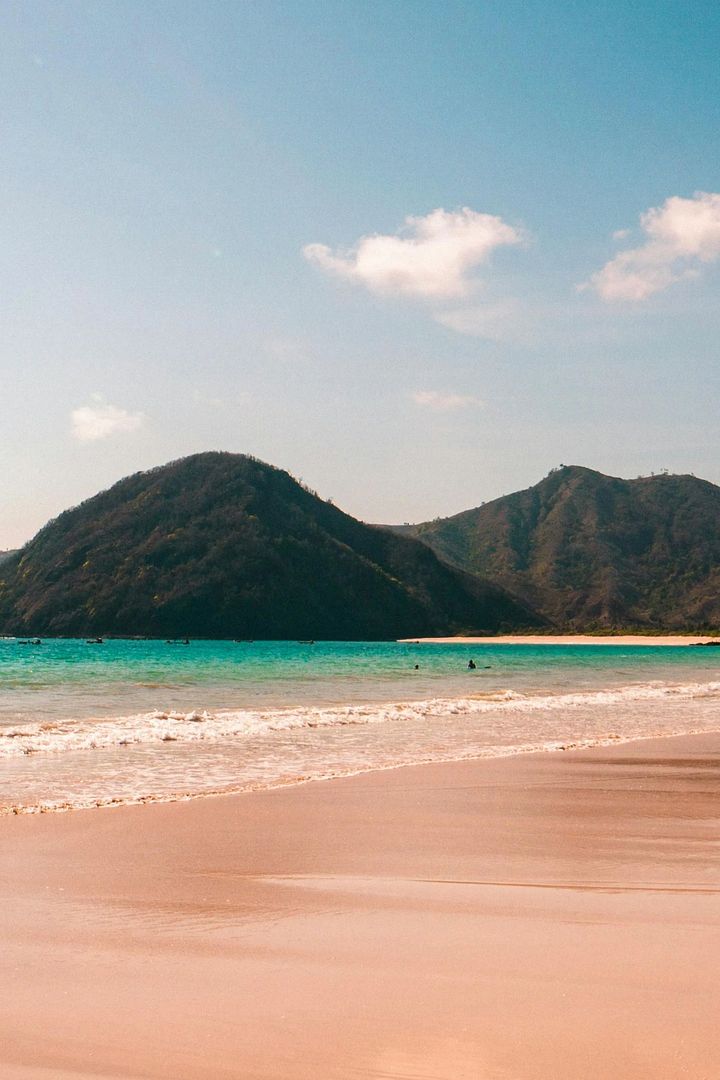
[467,659,476,670]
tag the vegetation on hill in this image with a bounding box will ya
[0,550,18,565]
[0,453,542,639]
[393,466,720,630]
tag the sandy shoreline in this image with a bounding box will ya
[2,731,719,1079]
[400,633,719,645]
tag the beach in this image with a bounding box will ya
[7,637,720,815]
[400,634,719,646]
[2,730,718,1080]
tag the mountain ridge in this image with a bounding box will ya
[389,465,720,630]
[0,452,542,639]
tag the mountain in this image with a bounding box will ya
[0,453,542,639]
[392,466,720,630]
[0,550,18,564]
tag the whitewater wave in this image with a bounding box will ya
[2,680,720,758]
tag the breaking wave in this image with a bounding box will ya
[3,679,720,758]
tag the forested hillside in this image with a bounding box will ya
[0,453,541,639]
[393,466,720,629]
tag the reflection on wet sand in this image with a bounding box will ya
[1,732,718,1079]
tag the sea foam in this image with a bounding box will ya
[3,679,720,758]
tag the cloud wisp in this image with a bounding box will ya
[71,395,145,442]
[305,207,523,299]
[434,299,522,341]
[411,390,483,412]
[584,191,720,301]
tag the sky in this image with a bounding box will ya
[2,0,720,547]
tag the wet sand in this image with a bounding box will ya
[1,733,719,1079]
[400,634,719,645]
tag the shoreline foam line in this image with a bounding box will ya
[3,722,718,817]
[2,679,720,758]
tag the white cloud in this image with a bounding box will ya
[304,207,523,299]
[584,192,720,301]
[434,299,521,340]
[71,395,145,442]
[411,390,483,411]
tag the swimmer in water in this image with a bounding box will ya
[467,659,476,670]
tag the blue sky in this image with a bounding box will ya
[2,1,720,546]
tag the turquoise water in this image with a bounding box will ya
[4,637,720,720]
[2,638,720,812]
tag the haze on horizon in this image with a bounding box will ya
[2,1,719,549]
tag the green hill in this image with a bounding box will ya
[394,466,720,630]
[0,452,542,639]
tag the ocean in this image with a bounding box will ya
[2,637,720,813]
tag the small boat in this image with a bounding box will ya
[86,637,104,644]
